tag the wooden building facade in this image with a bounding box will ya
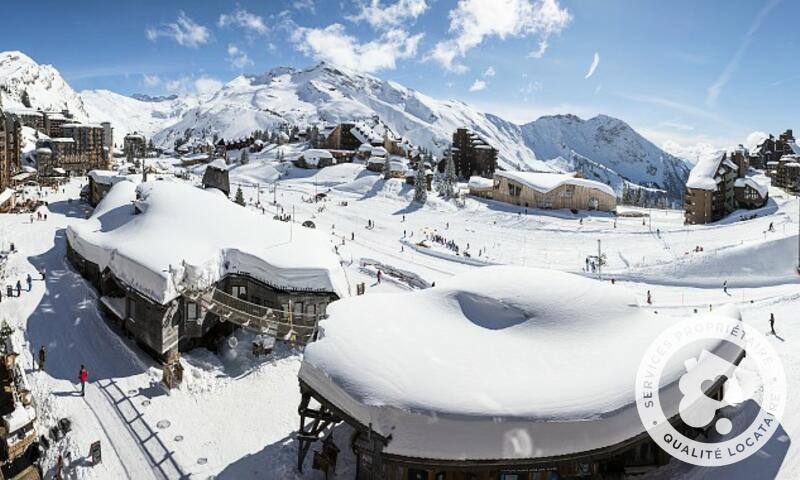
[491,172,616,212]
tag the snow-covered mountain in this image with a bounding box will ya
[80,89,199,146]
[519,114,690,197]
[0,52,689,199]
[149,63,689,198]
[0,51,89,121]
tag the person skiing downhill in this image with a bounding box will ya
[646,290,652,305]
[770,313,776,335]
[79,365,88,397]
[376,270,382,284]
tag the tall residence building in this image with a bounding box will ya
[450,128,498,179]
[684,151,768,224]
[0,109,22,192]
[124,132,147,160]
[60,123,108,172]
[750,129,798,169]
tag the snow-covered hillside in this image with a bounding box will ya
[150,63,689,198]
[519,114,690,198]
[0,52,689,199]
[0,51,88,121]
[80,89,199,146]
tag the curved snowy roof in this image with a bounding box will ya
[67,181,348,304]
[300,266,743,461]
[496,171,615,197]
[468,175,493,189]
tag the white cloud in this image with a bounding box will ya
[165,75,224,96]
[707,0,780,105]
[291,24,422,73]
[520,80,542,101]
[142,74,161,87]
[226,44,253,69]
[484,66,495,77]
[348,0,429,30]
[146,11,210,48]
[584,52,599,79]
[429,0,571,72]
[293,0,316,13]
[218,7,268,34]
[528,39,549,58]
[469,79,487,91]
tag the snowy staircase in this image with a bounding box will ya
[185,288,321,344]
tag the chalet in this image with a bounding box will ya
[294,149,335,169]
[321,123,360,151]
[467,175,493,199]
[87,169,131,207]
[201,159,231,196]
[449,128,498,179]
[404,168,433,190]
[296,267,745,480]
[492,171,616,212]
[684,150,768,224]
[66,181,348,359]
[734,178,769,209]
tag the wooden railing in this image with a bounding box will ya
[185,288,323,344]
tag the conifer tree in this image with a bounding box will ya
[234,186,245,206]
[413,160,428,204]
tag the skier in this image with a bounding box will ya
[769,313,776,335]
[78,365,88,397]
[646,290,652,305]
[15,280,21,296]
[376,270,382,284]
[40,268,46,280]
[26,274,32,291]
[351,232,355,241]
[38,346,46,372]
[723,280,728,294]
[768,222,774,232]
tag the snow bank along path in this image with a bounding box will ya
[301,266,743,460]
[66,180,349,304]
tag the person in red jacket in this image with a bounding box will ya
[79,365,88,397]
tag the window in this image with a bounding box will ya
[498,474,523,480]
[293,302,304,318]
[232,285,247,298]
[305,303,317,317]
[127,298,136,321]
[186,302,199,322]
[408,470,429,480]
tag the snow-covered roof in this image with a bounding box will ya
[734,178,768,197]
[686,150,727,191]
[66,181,348,304]
[51,137,74,143]
[125,133,146,140]
[496,171,615,197]
[303,149,333,159]
[300,267,743,461]
[468,176,493,189]
[207,158,228,171]
[88,169,131,186]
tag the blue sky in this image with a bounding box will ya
[2,0,797,150]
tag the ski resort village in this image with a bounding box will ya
[0,1,799,479]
